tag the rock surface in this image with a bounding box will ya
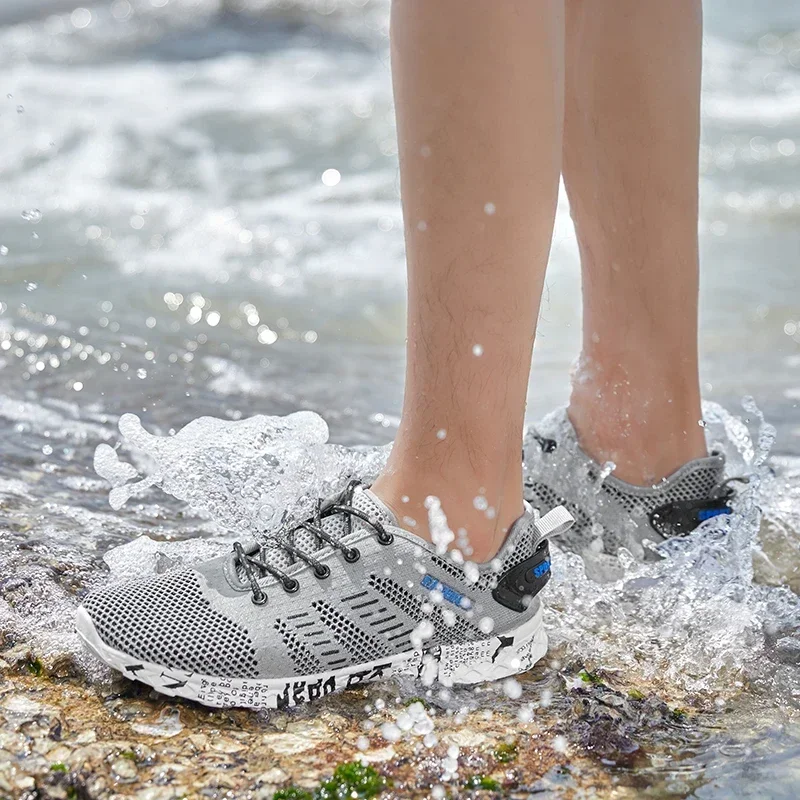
[0,648,710,800]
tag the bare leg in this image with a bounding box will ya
[563,0,707,485]
[372,0,564,562]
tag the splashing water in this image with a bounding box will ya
[80,400,797,707]
[95,410,390,534]
[0,396,798,794]
[544,402,798,701]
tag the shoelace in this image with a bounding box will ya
[232,479,394,605]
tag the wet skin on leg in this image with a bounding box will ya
[372,0,565,562]
[563,0,708,485]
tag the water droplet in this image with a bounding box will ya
[16,105,24,114]
[472,344,483,356]
[321,168,341,187]
[71,7,92,29]
[257,327,278,345]
[478,616,495,634]
[21,208,42,223]
[380,722,402,743]
[436,428,447,440]
[484,202,496,215]
[410,619,435,647]
[0,246,8,256]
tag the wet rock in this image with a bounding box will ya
[111,756,138,782]
[130,706,183,737]
[0,664,724,798]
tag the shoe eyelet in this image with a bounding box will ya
[378,532,394,546]
[251,590,268,606]
[343,547,360,563]
[314,564,331,579]
[282,578,299,594]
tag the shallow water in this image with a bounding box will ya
[1,0,799,797]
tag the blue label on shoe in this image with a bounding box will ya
[531,558,551,579]
[697,507,732,521]
[421,574,472,609]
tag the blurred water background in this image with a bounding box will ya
[0,1,799,797]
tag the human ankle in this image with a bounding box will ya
[569,356,707,485]
[371,466,524,564]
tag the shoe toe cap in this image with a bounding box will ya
[79,569,259,679]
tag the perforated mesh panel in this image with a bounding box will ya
[601,465,721,513]
[354,490,392,525]
[84,571,259,678]
[340,589,412,650]
[528,455,723,553]
[429,554,472,585]
[527,480,593,548]
[313,600,390,660]
[274,617,322,676]
[368,575,484,646]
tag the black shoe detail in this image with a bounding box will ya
[649,496,732,538]
[533,433,558,453]
[125,664,145,675]
[492,541,552,613]
[491,635,515,663]
[161,673,188,689]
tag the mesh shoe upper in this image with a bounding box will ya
[83,569,260,678]
[523,407,727,566]
[82,486,555,679]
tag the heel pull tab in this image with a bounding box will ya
[533,505,574,541]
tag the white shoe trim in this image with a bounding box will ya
[75,604,547,710]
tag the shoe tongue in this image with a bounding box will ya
[351,487,398,527]
[252,485,396,574]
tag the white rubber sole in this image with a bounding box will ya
[75,605,547,710]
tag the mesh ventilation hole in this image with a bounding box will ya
[368,574,483,647]
[600,465,721,514]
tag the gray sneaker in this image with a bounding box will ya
[77,480,573,709]
[523,408,738,569]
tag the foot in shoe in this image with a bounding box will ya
[77,479,573,709]
[523,407,743,572]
